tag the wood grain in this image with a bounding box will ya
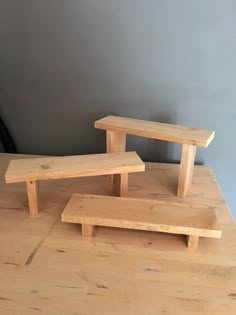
[95,115,215,147]
[0,154,235,315]
[95,115,215,197]
[61,194,222,243]
[5,151,144,183]
[106,130,126,153]
[113,173,128,197]
[177,144,197,197]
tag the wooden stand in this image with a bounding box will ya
[95,115,215,197]
[5,152,144,216]
[61,194,222,249]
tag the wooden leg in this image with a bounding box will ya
[106,130,126,153]
[177,144,197,197]
[106,130,126,180]
[81,224,94,237]
[187,235,199,250]
[113,173,128,197]
[26,180,39,217]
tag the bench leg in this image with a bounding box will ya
[106,130,126,180]
[81,224,94,237]
[26,180,39,217]
[106,130,126,153]
[177,144,196,197]
[187,235,199,250]
[113,173,128,197]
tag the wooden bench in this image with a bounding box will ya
[95,115,215,197]
[5,152,145,217]
[61,194,222,250]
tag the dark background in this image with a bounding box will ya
[0,1,235,216]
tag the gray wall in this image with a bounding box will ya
[0,1,235,217]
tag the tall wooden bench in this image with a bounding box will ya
[5,152,145,217]
[95,115,215,197]
[61,194,222,250]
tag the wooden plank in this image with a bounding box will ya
[177,144,197,197]
[95,115,215,147]
[61,194,222,239]
[5,151,145,183]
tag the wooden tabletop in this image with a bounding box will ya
[0,153,235,314]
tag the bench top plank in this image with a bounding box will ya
[5,152,144,183]
[95,115,215,147]
[62,194,222,238]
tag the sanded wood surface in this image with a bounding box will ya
[5,151,145,183]
[0,154,236,315]
[95,115,215,147]
[62,194,221,240]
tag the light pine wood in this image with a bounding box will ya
[106,130,126,180]
[95,115,215,197]
[113,173,128,196]
[61,194,222,246]
[5,152,144,183]
[95,115,215,147]
[5,152,144,215]
[187,235,199,250]
[26,180,39,217]
[81,224,94,237]
[177,144,197,197]
[106,130,126,153]
[0,154,235,315]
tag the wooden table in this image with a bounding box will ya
[0,153,236,314]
